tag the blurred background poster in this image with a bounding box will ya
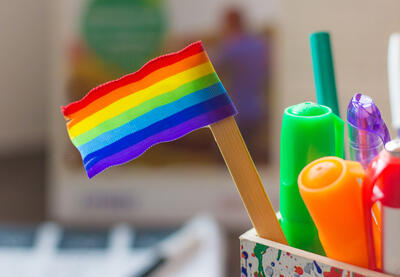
[65,0,274,168]
[48,0,279,229]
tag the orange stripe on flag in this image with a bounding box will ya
[68,51,209,128]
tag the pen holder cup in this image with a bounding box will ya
[240,229,393,277]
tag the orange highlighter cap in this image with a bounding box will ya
[301,159,343,190]
[299,157,370,268]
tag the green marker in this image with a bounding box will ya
[310,32,340,117]
[280,102,344,255]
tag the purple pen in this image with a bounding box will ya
[347,93,391,168]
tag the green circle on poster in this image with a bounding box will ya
[82,0,166,73]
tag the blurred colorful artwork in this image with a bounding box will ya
[240,239,369,277]
[65,1,274,170]
[82,0,166,73]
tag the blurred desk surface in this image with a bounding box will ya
[0,216,225,277]
[0,148,244,277]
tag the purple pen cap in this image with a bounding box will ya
[347,93,391,168]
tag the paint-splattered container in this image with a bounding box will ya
[240,229,393,277]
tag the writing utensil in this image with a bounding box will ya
[363,139,400,275]
[310,32,340,117]
[298,157,369,267]
[280,102,344,255]
[133,237,200,277]
[147,241,200,277]
[347,93,390,169]
[134,255,166,277]
[388,33,400,137]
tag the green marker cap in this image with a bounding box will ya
[280,102,344,255]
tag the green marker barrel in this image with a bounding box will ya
[280,102,344,255]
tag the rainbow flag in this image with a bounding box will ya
[62,41,237,178]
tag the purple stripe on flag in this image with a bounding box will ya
[87,104,236,178]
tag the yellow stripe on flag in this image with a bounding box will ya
[68,62,215,138]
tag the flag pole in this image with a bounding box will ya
[209,116,287,244]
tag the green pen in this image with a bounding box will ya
[280,102,344,255]
[310,32,340,117]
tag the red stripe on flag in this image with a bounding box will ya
[62,41,204,117]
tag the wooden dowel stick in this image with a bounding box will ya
[209,116,287,244]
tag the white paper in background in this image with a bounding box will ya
[0,215,224,277]
[0,227,40,276]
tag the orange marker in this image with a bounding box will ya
[298,157,374,267]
